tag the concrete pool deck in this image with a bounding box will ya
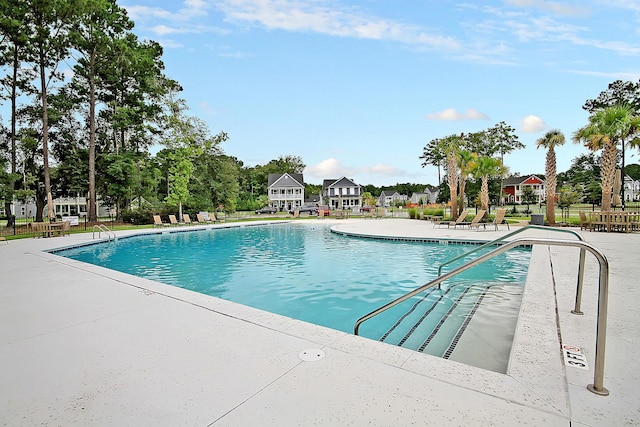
[1,219,638,425]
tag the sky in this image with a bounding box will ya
[121,0,640,187]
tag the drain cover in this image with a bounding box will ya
[298,349,325,362]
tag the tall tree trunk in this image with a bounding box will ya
[600,142,616,211]
[621,138,626,210]
[88,50,97,222]
[545,148,556,226]
[6,46,19,228]
[481,176,489,211]
[458,179,466,216]
[446,153,458,218]
[39,49,54,222]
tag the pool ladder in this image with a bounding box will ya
[354,231,610,397]
[92,224,116,241]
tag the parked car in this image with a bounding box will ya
[360,205,376,212]
[317,205,330,216]
[255,206,277,214]
[290,205,318,215]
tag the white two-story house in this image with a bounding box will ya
[267,173,305,212]
[502,175,546,205]
[321,177,362,210]
[378,190,407,207]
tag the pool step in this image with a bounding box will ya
[379,283,493,358]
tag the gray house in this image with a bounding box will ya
[378,190,407,207]
[410,185,439,205]
[321,177,362,210]
[267,173,305,211]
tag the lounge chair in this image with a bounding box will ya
[168,214,180,226]
[153,215,167,227]
[210,212,224,223]
[487,208,509,231]
[196,213,208,223]
[447,209,469,228]
[183,214,194,225]
[465,210,487,230]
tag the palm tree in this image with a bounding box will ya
[573,106,638,211]
[456,148,476,216]
[442,134,461,218]
[536,129,566,226]
[471,156,503,212]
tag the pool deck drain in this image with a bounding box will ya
[1,219,639,425]
[298,349,325,361]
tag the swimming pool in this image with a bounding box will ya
[56,223,531,372]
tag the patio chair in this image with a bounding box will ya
[488,208,509,231]
[589,212,608,232]
[183,214,194,225]
[61,220,71,236]
[579,211,591,231]
[447,209,469,228]
[466,210,487,230]
[153,215,168,227]
[168,215,180,226]
[210,212,225,223]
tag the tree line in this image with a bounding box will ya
[421,80,640,223]
[0,2,306,225]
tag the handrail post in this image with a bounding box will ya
[572,248,586,315]
[588,261,610,396]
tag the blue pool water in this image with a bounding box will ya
[56,224,531,341]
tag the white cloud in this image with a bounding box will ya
[215,0,459,50]
[504,0,589,17]
[565,69,640,80]
[304,158,405,183]
[123,1,223,40]
[305,158,352,179]
[520,115,547,133]
[424,108,489,121]
[199,102,218,116]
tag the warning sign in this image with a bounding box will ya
[562,344,589,370]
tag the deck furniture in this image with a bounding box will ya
[447,209,469,228]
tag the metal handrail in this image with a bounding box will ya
[354,237,610,396]
[92,224,116,241]
[437,225,583,276]
[437,225,588,314]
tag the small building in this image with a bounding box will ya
[623,174,640,202]
[321,177,362,210]
[410,185,439,205]
[267,173,305,212]
[8,194,111,219]
[502,175,545,205]
[378,190,407,207]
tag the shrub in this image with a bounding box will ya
[408,208,419,219]
[122,209,154,225]
[422,208,444,217]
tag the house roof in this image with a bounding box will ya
[379,190,400,198]
[502,175,544,186]
[322,177,360,190]
[268,173,304,188]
